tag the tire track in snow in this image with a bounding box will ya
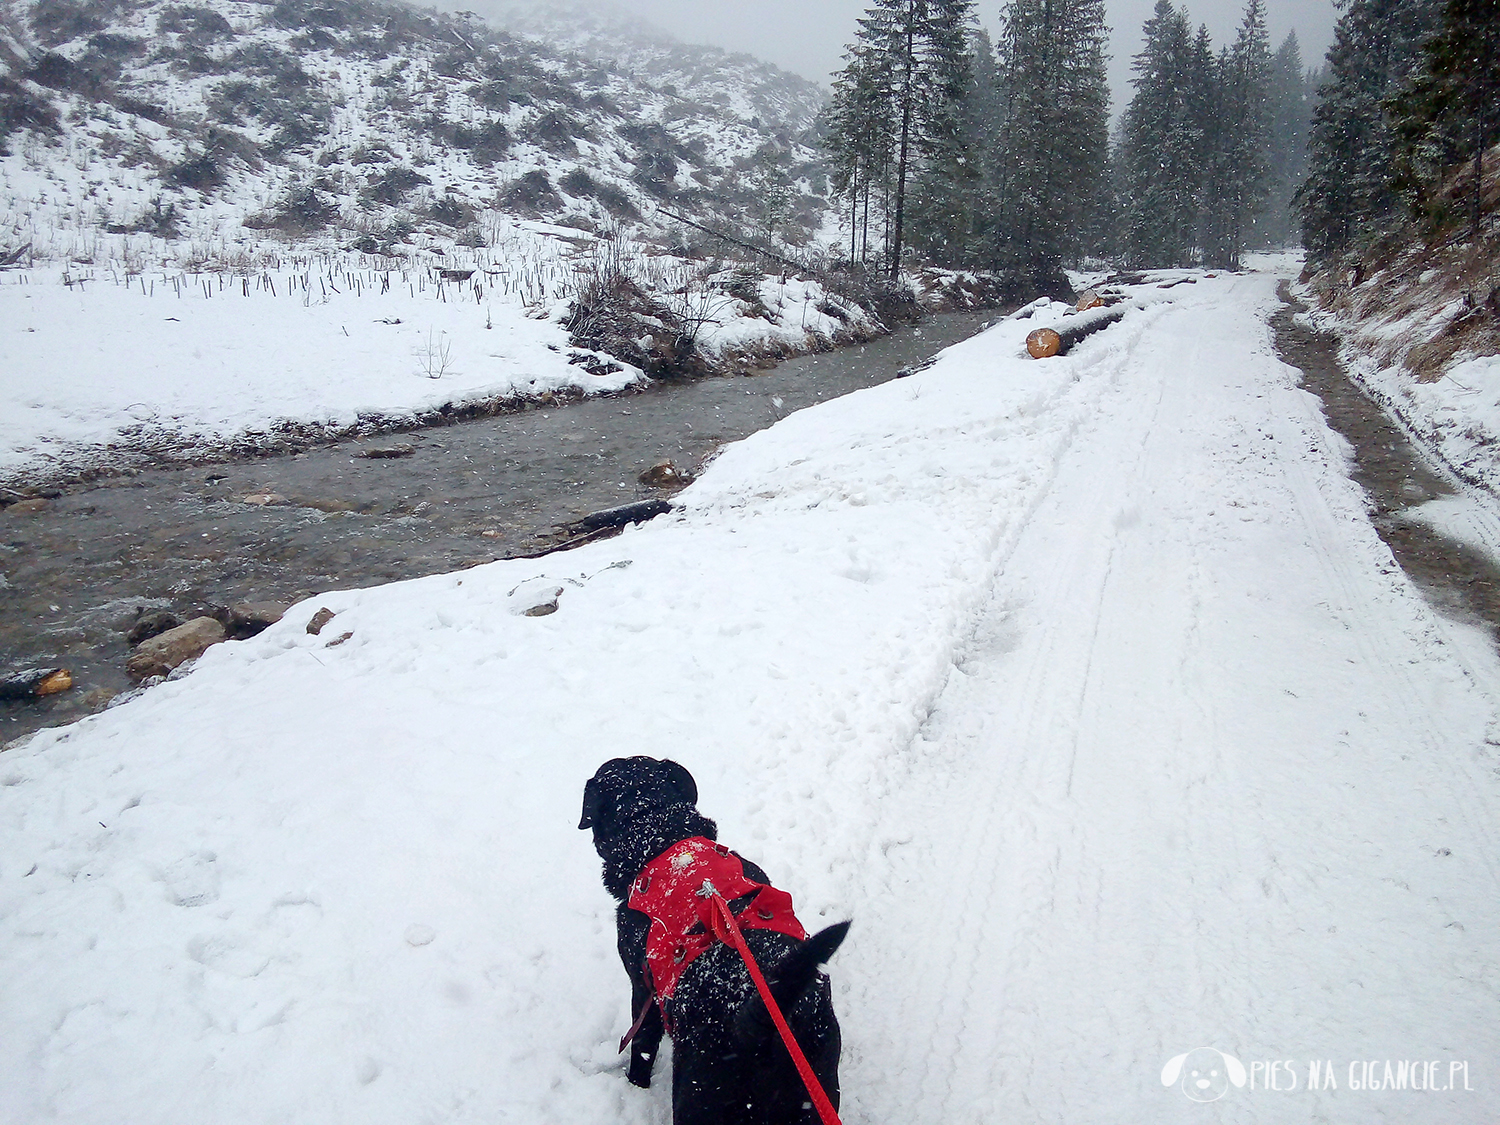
[846,275,1500,1124]
[1273,357,1500,892]
[846,300,1183,1122]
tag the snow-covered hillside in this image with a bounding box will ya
[1300,146,1500,496]
[0,0,834,264]
[468,0,828,134]
[4,265,1498,1123]
[0,0,885,492]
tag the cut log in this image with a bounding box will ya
[1026,328,1062,359]
[1027,307,1131,359]
[1075,289,1104,311]
[0,667,73,701]
[1007,297,1053,321]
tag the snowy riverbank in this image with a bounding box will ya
[0,241,880,494]
[3,267,1498,1124]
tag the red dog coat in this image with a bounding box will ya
[627,836,807,1004]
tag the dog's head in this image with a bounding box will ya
[1161,1047,1246,1102]
[580,757,714,899]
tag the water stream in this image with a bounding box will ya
[0,311,998,746]
[1272,283,1500,642]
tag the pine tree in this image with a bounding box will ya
[851,0,975,275]
[1299,0,1442,262]
[1183,25,1221,257]
[1388,0,1500,237]
[825,42,896,265]
[1084,133,1129,261]
[1120,0,1205,266]
[1256,31,1312,247]
[908,29,994,263]
[990,0,1110,277]
[965,28,1006,256]
[1202,0,1272,267]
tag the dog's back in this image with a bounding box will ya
[580,756,848,1125]
[669,928,846,1125]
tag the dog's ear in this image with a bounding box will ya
[661,759,697,807]
[1160,1053,1188,1087]
[1219,1051,1246,1088]
[579,776,602,830]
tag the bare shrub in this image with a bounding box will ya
[562,235,708,379]
[414,329,455,379]
[361,164,429,205]
[244,180,340,235]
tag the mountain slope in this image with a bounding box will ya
[472,0,828,134]
[0,0,834,261]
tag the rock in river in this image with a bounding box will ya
[125,617,226,681]
[127,610,183,647]
[638,460,690,488]
[226,601,289,639]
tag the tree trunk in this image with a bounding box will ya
[1474,104,1484,241]
[890,8,916,280]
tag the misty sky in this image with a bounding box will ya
[579,0,1338,112]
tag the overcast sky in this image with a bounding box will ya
[578,0,1338,112]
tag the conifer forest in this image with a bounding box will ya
[821,0,1498,279]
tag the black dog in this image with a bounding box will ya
[580,756,849,1125]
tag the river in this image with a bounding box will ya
[0,311,999,746]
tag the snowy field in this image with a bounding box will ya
[0,238,872,491]
[3,269,1499,1123]
[0,258,635,483]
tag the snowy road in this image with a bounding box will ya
[848,275,1500,1122]
[3,270,1498,1123]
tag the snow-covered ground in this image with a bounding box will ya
[1292,248,1500,497]
[1315,312,1500,496]
[0,240,873,490]
[3,269,1499,1123]
[0,257,636,483]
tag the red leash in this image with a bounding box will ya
[709,893,843,1125]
